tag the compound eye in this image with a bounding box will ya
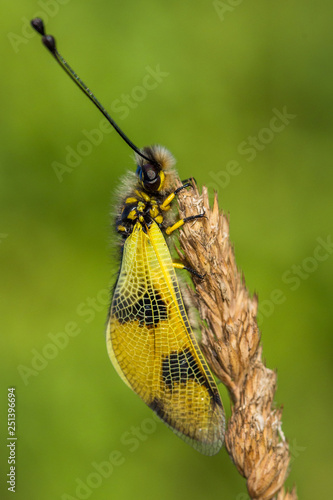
[141,163,161,192]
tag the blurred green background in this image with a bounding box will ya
[1,1,332,499]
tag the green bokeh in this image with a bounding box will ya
[1,1,332,499]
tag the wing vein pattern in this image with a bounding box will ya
[107,220,225,455]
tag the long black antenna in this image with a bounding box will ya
[30,18,155,164]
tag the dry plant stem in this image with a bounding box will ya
[176,182,297,500]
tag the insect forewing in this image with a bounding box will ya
[107,221,225,455]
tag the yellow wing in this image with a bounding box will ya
[106,220,225,455]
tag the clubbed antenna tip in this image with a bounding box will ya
[31,17,45,36]
[30,17,155,165]
[31,18,56,53]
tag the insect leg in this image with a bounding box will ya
[116,224,128,233]
[165,213,205,235]
[174,182,193,194]
[160,182,192,211]
[181,177,196,185]
[173,262,205,279]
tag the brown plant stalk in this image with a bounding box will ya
[176,181,297,500]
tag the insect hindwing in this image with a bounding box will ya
[107,220,225,456]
